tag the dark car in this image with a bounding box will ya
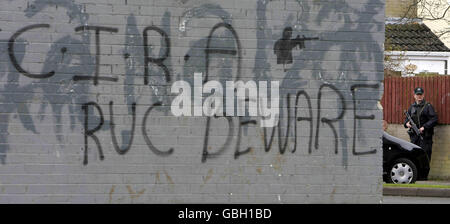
[383,132,430,184]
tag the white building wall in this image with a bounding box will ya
[387,51,450,76]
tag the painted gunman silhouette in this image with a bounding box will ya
[274,27,319,67]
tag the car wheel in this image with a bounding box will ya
[388,158,418,184]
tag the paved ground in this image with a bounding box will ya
[382,196,450,204]
[383,180,450,198]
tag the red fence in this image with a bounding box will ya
[382,76,450,124]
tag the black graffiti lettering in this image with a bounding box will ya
[73,26,119,85]
[262,94,292,154]
[82,102,105,165]
[263,125,276,153]
[4,21,379,163]
[8,24,55,79]
[202,117,211,163]
[295,90,313,154]
[202,116,234,163]
[277,94,292,154]
[234,118,257,159]
[351,84,379,155]
[109,101,136,155]
[73,82,375,164]
[143,26,170,85]
[142,102,174,156]
[202,22,241,162]
[315,84,346,154]
[205,22,242,83]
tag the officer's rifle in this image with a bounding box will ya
[404,110,424,141]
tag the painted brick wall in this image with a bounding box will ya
[0,0,385,203]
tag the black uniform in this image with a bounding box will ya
[403,100,438,160]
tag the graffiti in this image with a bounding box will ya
[204,22,242,83]
[200,20,243,162]
[73,26,119,85]
[82,102,177,164]
[201,116,234,163]
[200,82,377,163]
[273,27,319,67]
[82,102,105,165]
[0,1,383,166]
[74,80,377,165]
[234,118,257,160]
[351,84,379,155]
[315,84,346,154]
[110,101,136,155]
[7,23,171,86]
[142,102,174,156]
[262,94,293,155]
[294,90,313,154]
[143,26,171,84]
[8,24,55,79]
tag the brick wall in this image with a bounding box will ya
[386,124,450,180]
[0,0,385,203]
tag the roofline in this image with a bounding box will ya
[387,51,450,57]
[385,17,423,24]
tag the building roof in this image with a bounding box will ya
[385,23,450,52]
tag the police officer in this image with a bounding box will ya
[404,87,438,162]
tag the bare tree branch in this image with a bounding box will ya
[422,5,450,20]
[397,0,423,22]
[393,0,450,40]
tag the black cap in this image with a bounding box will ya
[414,87,424,95]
